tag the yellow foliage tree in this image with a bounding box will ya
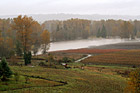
[31,21,42,55]
[125,68,140,93]
[12,15,35,52]
[40,30,50,54]
[12,15,38,65]
[121,21,134,39]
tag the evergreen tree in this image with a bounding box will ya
[24,51,32,66]
[97,28,101,38]
[28,52,32,64]
[101,25,107,38]
[134,27,137,37]
[0,57,12,81]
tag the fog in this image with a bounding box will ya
[48,39,125,52]
[0,0,140,15]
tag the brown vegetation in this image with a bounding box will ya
[53,48,125,54]
[82,50,140,66]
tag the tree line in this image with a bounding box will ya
[42,19,140,41]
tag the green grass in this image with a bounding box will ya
[87,64,133,70]
[0,65,127,93]
[0,74,61,92]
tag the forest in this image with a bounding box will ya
[43,19,140,41]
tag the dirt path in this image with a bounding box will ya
[75,54,92,62]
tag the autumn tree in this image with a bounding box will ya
[31,21,42,55]
[125,69,140,93]
[0,30,3,45]
[15,40,23,56]
[0,19,15,58]
[0,17,48,59]
[41,30,50,54]
[0,30,4,57]
[0,35,14,57]
[12,15,35,52]
[121,21,134,39]
[12,15,36,65]
[83,26,90,39]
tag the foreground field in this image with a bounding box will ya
[82,50,140,66]
[0,64,127,93]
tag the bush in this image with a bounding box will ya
[58,59,63,64]
[0,57,13,81]
[39,62,46,67]
[62,57,72,63]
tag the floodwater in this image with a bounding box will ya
[48,38,126,52]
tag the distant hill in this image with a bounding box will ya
[0,14,140,23]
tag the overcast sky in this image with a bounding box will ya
[0,0,140,15]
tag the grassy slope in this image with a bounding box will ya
[0,66,126,93]
[0,76,60,91]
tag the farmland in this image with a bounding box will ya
[0,49,139,93]
[53,48,125,54]
[81,50,140,66]
[0,65,127,93]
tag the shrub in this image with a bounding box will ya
[58,59,63,64]
[62,57,72,63]
[39,62,46,67]
[0,57,13,81]
[24,51,32,65]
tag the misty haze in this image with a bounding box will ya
[0,0,140,93]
